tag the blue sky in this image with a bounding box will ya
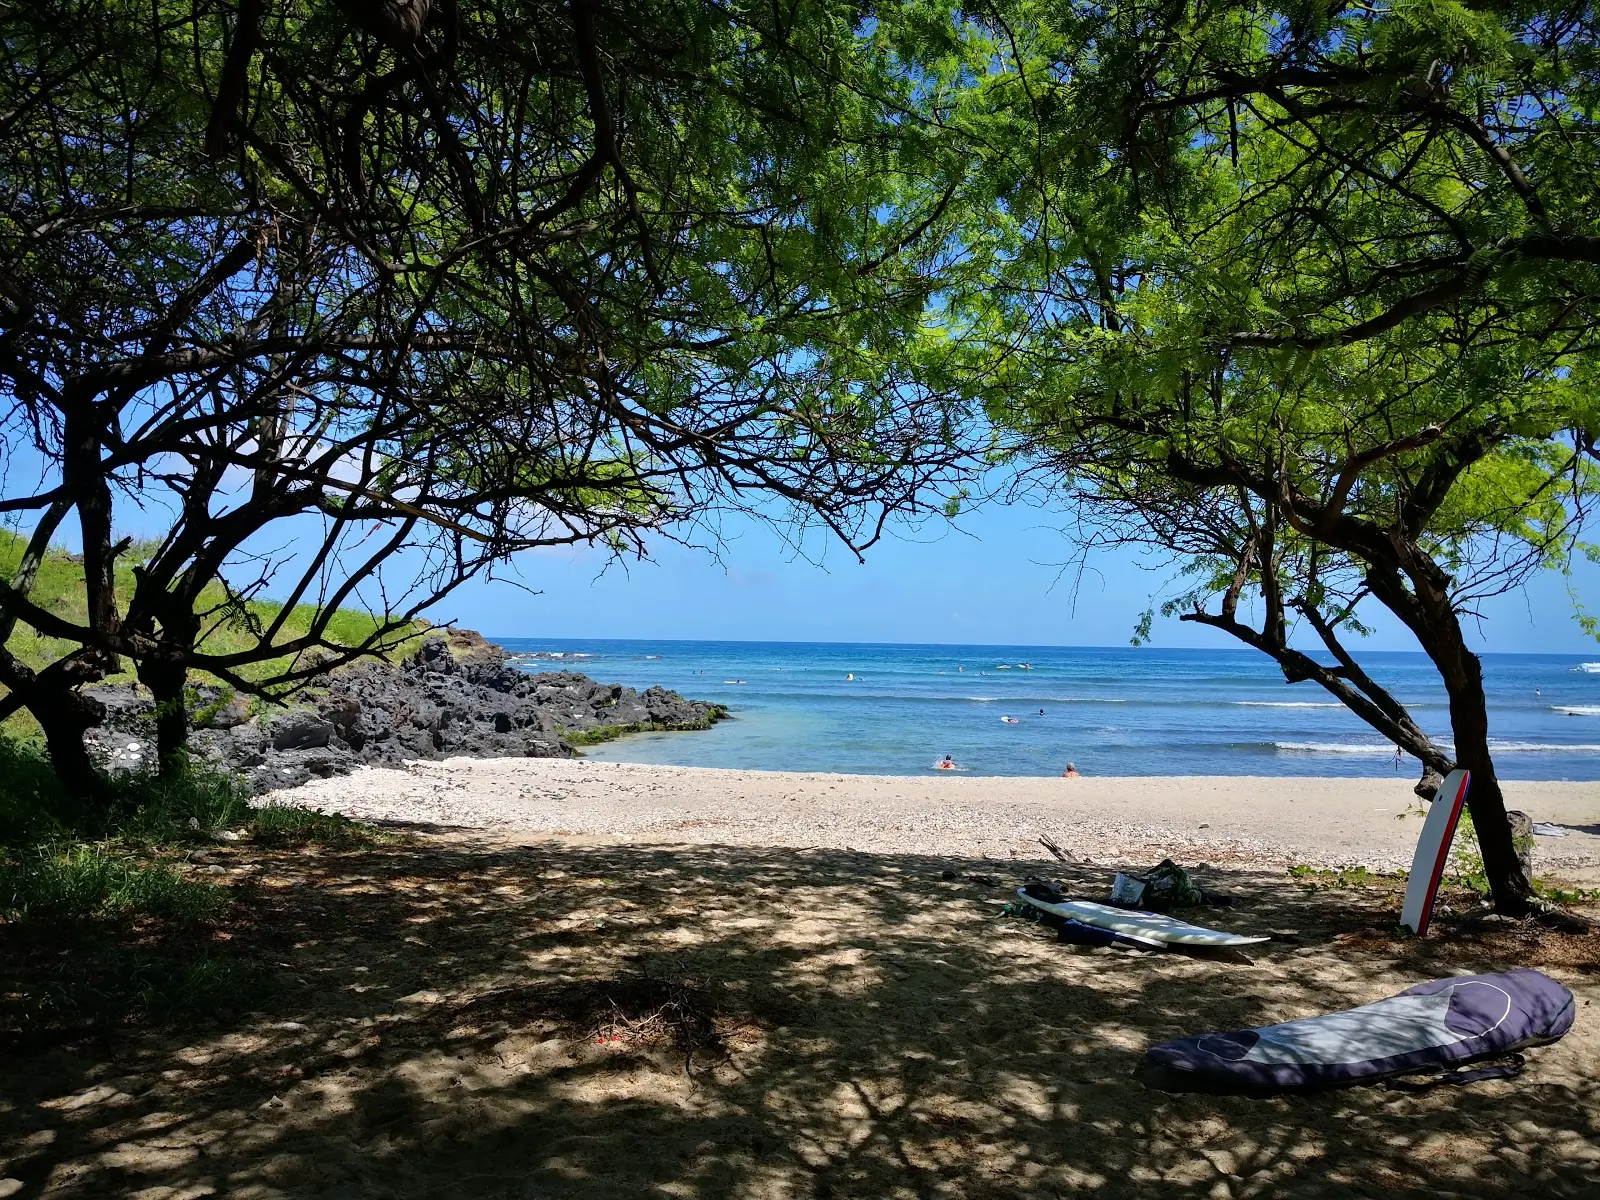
[8,433,1587,653]
[440,502,1597,654]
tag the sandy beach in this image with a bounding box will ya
[10,765,1600,1198]
[273,758,1600,881]
[8,805,1600,1198]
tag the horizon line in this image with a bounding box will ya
[476,633,1596,658]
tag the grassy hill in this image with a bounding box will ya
[0,530,424,732]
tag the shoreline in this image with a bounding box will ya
[270,757,1600,881]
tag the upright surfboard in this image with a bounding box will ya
[1401,768,1470,937]
[1016,890,1269,947]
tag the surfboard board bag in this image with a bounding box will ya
[1145,969,1574,1093]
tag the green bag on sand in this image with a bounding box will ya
[1131,859,1206,910]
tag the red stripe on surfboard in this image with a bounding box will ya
[1415,771,1470,938]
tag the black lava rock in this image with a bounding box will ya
[82,629,725,793]
[270,714,335,751]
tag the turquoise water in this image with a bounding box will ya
[493,639,1600,780]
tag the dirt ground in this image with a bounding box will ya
[2,832,1597,1199]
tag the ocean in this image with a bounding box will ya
[492,639,1600,780]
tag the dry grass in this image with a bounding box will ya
[1,832,1597,1198]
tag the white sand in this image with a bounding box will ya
[271,758,1600,878]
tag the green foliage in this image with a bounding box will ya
[0,530,428,744]
[250,803,381,850]
[1287,864,1400,889]
[0,731,378,851]
[0,0,987,752]
[1446,809,1539,900]
[0,846,230,923]
[961,2,1600,625]
[1531,881,1600,908]
[941,5,1599,913]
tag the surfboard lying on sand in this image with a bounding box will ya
[1015,890,1270,947]
[1146,969,1574,1093]
[1400,768,1471,937]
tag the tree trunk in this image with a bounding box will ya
[138,655,190,778]
[37,683,109,813]
[44,715,103,803]
[1436,642,1533,915]
[0,646,112,812]
[1362,556,1534,915]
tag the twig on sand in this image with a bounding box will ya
[1040,834,1076,863]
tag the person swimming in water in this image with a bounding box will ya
[938,754,957,770]
[1062,762,1080,778]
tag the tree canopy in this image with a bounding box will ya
[948,0,1600,911]
[0,0,987,787]
[5,0,1596,912]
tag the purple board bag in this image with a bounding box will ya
[1146,969,1574,1092]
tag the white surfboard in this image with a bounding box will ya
[1400,768,1470,937]
[1015,890,1270,947]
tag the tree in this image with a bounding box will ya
[956,0,1600,913]
[0,0,986,793]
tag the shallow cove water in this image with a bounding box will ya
[493,639,1600,780]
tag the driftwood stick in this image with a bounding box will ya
[1039,834,1074,863]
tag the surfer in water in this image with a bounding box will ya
[937,754,957,770]
[1062,762,1080,778]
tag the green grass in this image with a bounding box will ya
[250,802,381,849]
[1287,864,1401,888]
[0,732,382,850]
[0,529,428,738]
[0,735,377,1039]
[0,845,231,922]
[0,729,78,843]
[0,733,254,846]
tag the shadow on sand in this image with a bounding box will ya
[1,837,1596,1198]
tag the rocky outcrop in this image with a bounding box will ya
[82,632,725,792]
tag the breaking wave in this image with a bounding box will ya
[1273,742,1405,755]
[1275,738,1600,756]
[1236,701,1344,709]
[1489,742,1600,753]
